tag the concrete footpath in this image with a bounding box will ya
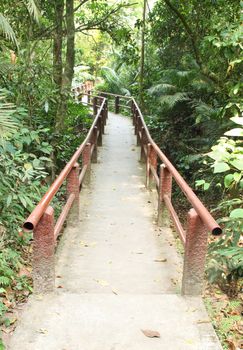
[8,113,222,350]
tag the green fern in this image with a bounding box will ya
[0,13,17,46]
[100,66,130,95]
[26,0,41,23]
[148,83,176,96]
[0,90,18,143]
[0,276,10,287]
[159,92,189,108]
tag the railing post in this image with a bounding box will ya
[134,111,138,135]
[101,111,105,134]
[67,162,80,222]
[147,146,157,189]
[33,206,55,294]
[115,96,119,114]
[87,90,91,104]
[131,101,135,123]
[182,208,208,295]
[146,143,151,188]
[136,117,141,146]
[82,143,91,185]
[93,96,98,116]
[91,126,98,163]
[140,127,147,163]
[104,100,108,125]
[97,120,102,146]
[158,164,172,226]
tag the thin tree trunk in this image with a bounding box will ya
[56,0,75,130]
[63,0,75,90]
[139,0,146,109]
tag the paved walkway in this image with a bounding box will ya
[8,113,222,350]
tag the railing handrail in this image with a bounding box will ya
[23,96,107,231]
[96,91,132,99]
[132,98,221,236]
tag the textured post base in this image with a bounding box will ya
[33,206,55,294]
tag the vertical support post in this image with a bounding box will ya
[82,143,91,185]
[136,117,141,146]
[97,119,102,146]
[134,111,138,135]
[105,99,108,122]
[132,101,135,125]
[91,126,98,163]
[101,111,105,134]
[148,146,157,189]
[33,206,55,294]
[182,209,208,295]
[87,90,91,104]
[67,162,80,222]
[146,143,151,188]
[115,96,120,114]
[158,164,172,226]
[140,127,146,163]
[93,96,98,116]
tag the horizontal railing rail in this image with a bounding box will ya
[24,92,108,293]
[101,92,222,296]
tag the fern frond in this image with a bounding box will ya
[148,83,176,96]
[0,13,17,46]
[0,90,18,142]
[159,92,189,109]
[26,0,41,22]
[192,101,221,121]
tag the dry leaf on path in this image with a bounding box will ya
[154,258,167,263]
[94,279,109,286]
[141,329,160,338]
[36,328,48,334]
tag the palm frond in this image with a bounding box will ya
[192,101,221,123]
[159,92,189,109]
[148,83,176,96]
[0,90,18,143]
[0,13,17,46]
[26,0,41,23]
[101,67,131,95]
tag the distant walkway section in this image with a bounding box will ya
[8,113,222,350]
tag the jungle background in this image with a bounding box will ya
[0,0,242,348]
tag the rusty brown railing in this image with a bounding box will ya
[24,93,108,293]
[100,92,222,296]
[25,88,221,296]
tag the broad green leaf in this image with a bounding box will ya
[224,128,243,137]
[195,179,205,187]
[213,162,230,173]
[230,159,243,171]
[224,174,234,188]
[204,182,210,190]
[230,208,243,218]
[234,172,242,182]
[231,117,243,126]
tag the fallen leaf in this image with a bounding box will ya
[141,329,160,338]
[94,279,109,286]
[154,258,167,263]
[37,328,48,334]
[112,288,118,295]
[196,319,210,324]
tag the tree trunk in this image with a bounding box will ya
[53,0,64,131]
[139,0,146,109]
[56,0,75,131]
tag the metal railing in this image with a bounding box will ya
[100,92,222,296]
[24,88,222,296]
[24,93,108,293]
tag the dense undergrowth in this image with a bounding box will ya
[0,0,242,348]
